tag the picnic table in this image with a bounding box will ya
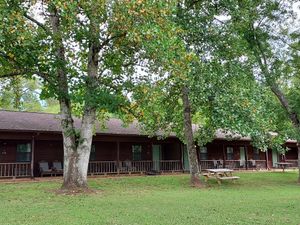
[275,162,293,172]
[203,168,240,185]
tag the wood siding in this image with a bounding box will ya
[0,131,298,177]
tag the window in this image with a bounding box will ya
[199,146,208,160]
[253,148,260,160]
[226,147,234,160]
[132,145,142,161]
[89,144,96,161]
[16,143,31,162]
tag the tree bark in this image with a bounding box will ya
[182,86,203,187]
[49,7,99,190]
[269,84,300,183]
[250,31,300,183]
[297,143,300,184]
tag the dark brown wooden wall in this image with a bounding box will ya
[118,142,152,161]
[203,141,266,161]
[35,140,63,163]
[285,147,298,160]
[162,143,181,160]
[0,140,31,163]
[93,142,117,161]
[206,142,224,160]
[0,131,297,166]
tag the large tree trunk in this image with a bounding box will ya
[49,7,98,190]
[297,143,300,184]
[269,84,300,183]
[182,86,203,187]
[252,35,300,183]
[60,107,96,190]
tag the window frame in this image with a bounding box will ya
[226,146,234,160]
[132,145,142,161]
[16,143,31,162]
[199,146,208,160]
[253,148,260,160]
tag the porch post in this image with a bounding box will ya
[31,136,35,179]
[245,146,248,170]
[117,141,120,174]
[222,144,226,168]
[180,143,184,172]
[265,149,269,170]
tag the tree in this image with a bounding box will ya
[0,77,44,111]
[0,0,182,190]
[133,0,288,187]
[226,0,300,182]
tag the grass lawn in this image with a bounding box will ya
[0,172,300,225]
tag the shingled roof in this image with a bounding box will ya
[0,110,254,140]
[0,110,144,136]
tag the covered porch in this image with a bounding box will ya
[0,135,183,178]
[87,138,183,175]
[177,140,271,171]
[196,140,269,170]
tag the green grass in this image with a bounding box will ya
[0,172,300,225]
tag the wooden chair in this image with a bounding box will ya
[218,160,224,168]
[39,162,53,177]
[213,160,218,168]
[247,160,256,169]
[239,160,245,168]
[52,161,63,176]
[119,161,136,173]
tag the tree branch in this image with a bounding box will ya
[250,25,300,131]
[0,71,27,78]
[0,69,52,84]
[96,33,127,52]
[24,13,50,34]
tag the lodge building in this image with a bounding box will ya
[0,110,298,178]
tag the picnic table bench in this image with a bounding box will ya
[275,162,293,172]
[203,169,240,185]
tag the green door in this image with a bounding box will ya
[272,149,278,167]
[183,145,190,171]
[152,145,161,171]
[239,146,246,167]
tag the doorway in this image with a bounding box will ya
[152,145,161,171]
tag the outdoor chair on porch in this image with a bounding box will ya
[52,161,63,176]
[119,161,136,173]
[247,160,256,169]
[39,162,53,177]
[213,160,223,169]
[239,160,245,168]
[213,160,218,168]
[218,160,224,168]
[225,162,235,169]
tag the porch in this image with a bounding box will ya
[0,159,278,178]
[0,160,182,178]
[0,159,298,178]
[199,160,268,170]
[0,138,298,178]
[88,160,182,175]
[0,137,183,178]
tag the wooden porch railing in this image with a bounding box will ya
[159,160,182,172]
[0,163,31,178]
[118,161,153,173]
[199,160,267,170]
[226,160,246,169]
[246,160,267,169]
[87,160,182,174]
[285,160,298,167]
[0,159,273,178]
[88,161,117,175]
[199,160,222,170]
